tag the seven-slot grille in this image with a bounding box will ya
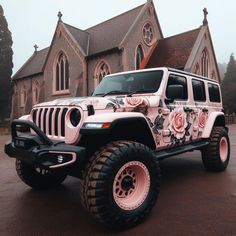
[32,107,68,138]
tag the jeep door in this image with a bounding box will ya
[161,73,192,147]
[190,78,208,139]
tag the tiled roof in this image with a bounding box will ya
[64,4,145,56]
[12,47,49,80]
[63,23,89,55]
[145,28,201,69]
[86,4,144,55]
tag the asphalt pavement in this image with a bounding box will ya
[1,125,236,235]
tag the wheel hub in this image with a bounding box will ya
[113,161,150,210]
[220,137,228,162]
[121,176,134,190]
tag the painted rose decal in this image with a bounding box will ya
[126,97,146,107]
[198,111,207,129]
[125,97,149,115]
[168,108,188,139]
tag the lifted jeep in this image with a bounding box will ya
[5,67,230,229]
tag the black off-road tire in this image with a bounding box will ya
[16,159,67,190]
[202,127,230,172]
[81,141,161,229]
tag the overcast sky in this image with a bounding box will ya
[1,0,235,74]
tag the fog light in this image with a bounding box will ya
[57,155,64,163]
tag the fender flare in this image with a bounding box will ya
[81,112,156,149]
[83,112,148,123]
[202,112,225,138]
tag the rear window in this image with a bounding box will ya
[192,79,206,102]
[208,83,221,102]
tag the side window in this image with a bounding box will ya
[166,75,188,100]
[208,83,221,102]
[192,79,206,102]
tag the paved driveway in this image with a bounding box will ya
[1,125,236,235]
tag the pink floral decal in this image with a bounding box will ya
[125,97,149,115]
[198,111,207,129]
[168,108,188,139]
[126,97,146,107]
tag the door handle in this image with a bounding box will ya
[184,107,193,112]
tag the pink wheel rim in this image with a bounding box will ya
[220,137,228,162]
[113,161,150,211]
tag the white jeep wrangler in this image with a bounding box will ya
[5,67,230,229]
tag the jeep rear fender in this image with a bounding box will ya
[81,112,156,149]
[202,112,225,138]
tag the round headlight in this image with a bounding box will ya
[70,108,81,127]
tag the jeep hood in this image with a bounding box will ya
[33,95,160,113]
[33,96,122,111]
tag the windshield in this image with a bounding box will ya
[93,70,163,96]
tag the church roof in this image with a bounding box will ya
[145,27,201,69]
[63,4,145,56]
[63,23,89,55]
[12,47,49,80]
[86,4,145,55]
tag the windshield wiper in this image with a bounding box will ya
[101,90,128,97]
[127,89,154,97]
[92,93,104,97]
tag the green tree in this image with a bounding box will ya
[221,54,236,113]
[0,5,13,120]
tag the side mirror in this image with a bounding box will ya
[166,85,184,102]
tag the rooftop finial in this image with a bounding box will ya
[57,11,63,22]
[203,8,208,25]
[34,44,38,53]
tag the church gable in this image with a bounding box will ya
[144,8,220,82]
[120,0,164,71]
[44,20,86,67]
[185,25,220,82]
[43,20,87,101]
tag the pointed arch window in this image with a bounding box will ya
[94,61,111,87]
[194,63,200,75]
[20,85,27,107]
[135,45,144,70]
[32,81,40,105]
[201,49,209,77]
[54,53,69,93]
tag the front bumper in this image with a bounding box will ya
[4,120,86,169]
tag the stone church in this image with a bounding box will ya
[11,0,220,119]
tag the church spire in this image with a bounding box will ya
[203,8,208,25]
[57,11,63,22]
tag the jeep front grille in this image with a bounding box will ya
[32,107,68,138]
